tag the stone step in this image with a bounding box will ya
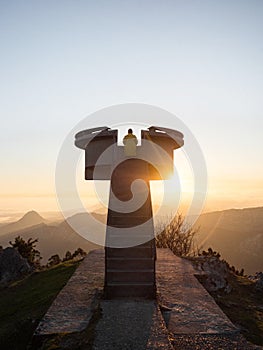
[106,234,154,247]
[107,257,154,270]
[105,233,153,239]
[107,269,155,283]
[106,231,153,237]
[108,205,151,215]
[107,216,151,226]
[107,221,151,228]
[108,231,153,237]
[107,203,152,214]
[105,282,156,299]
[106,246,154,258]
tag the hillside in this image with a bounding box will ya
[0,211,104,263]
[1,207,263,273]
[190,253,263,346]
[0,260,79,350]
[195,207,263,274]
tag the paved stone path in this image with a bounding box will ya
[92,300,173,350]
[34,248,262,349]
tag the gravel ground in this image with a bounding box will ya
[92,300,173,350]
[171,333,263,350]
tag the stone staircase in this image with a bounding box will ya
[105,241,156,299]
[104,158,156,299]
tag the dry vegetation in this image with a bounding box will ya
[155,213,199,257]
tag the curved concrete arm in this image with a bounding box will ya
[148,126,184,147]
[75,126,111,149]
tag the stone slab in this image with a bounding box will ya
[156,248,237,335]
[35,249,104,335]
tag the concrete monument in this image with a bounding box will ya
[75,126,184,298]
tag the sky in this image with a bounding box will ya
[0,0,263,220]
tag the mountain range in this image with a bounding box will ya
[195,207,263,274]
[0,207,262,274]
[0,211,47,236]
[0,211,102,263]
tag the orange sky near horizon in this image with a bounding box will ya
[0,175,262,223]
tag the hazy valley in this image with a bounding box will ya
[0,207,262,274]
[0,211,102,263]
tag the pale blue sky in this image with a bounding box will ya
[0,0,263,213]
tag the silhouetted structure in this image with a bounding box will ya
[75,126,184,298]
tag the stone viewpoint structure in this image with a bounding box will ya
[75,126,184,298]
[35,126,254,349]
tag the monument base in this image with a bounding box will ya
[34,249,251,350]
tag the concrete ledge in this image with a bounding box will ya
[156,248,237,335]
[34,249,104,336]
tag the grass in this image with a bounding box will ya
[0,260,79,350]
[203,273,263,346]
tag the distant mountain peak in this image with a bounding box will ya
[15,211,46,227]
[22,210,42,218]
[0,210,46,236]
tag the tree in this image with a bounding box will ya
[155,214,199,257]
[48,254,61,267]
[9,236,42,268]
[200,248,245,276]
[72,248,86,260]
[63,250,72,262]
[201,247,221,258]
